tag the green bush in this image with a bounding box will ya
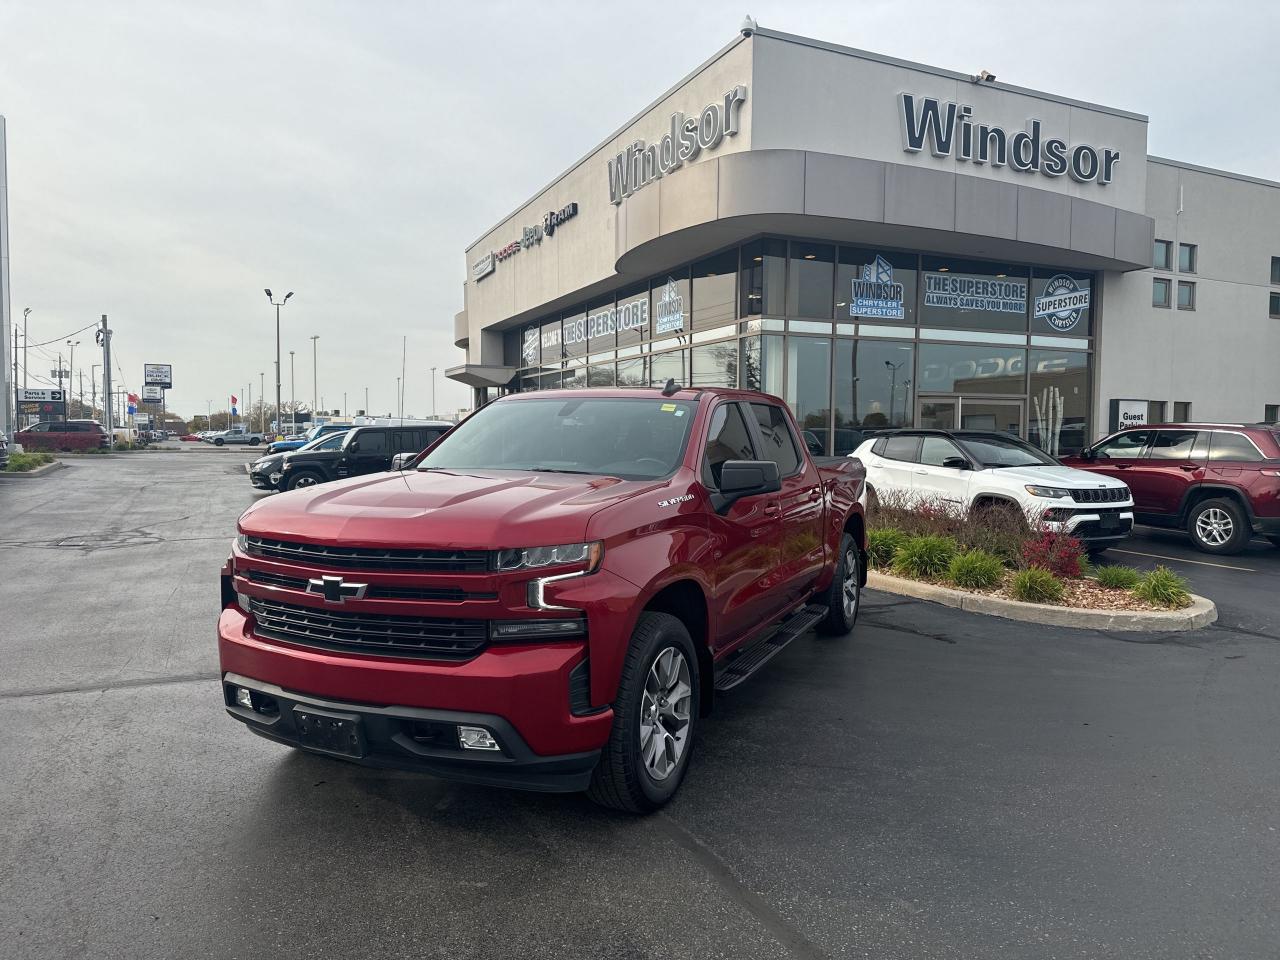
[5,451,55,472]
[1133,566,1191,608]
[866,528,907,569]
[947,549,1005,589]
[1094,564,1140,590]
[1010,567,1065,604]
[891,535,959,580]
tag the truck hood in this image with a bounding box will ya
[976,463,1129,488]
[238,468,667,548]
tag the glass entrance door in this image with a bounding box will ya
[916,396,1024,436]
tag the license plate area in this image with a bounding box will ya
[1098,513,1120,531]
[293,706,366,758]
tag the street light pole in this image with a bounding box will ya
[884,359,904,426]
[310,334,319,421]
[364,386,368,417]
[264,289,293,438]
[259,372,265,432]
[430,366,437,419]
[289,350,295,432]
[91,364,101,417]
[67,340,80,414]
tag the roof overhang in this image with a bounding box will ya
[445,363,516,388]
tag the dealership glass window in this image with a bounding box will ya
[837,248,917,325]
[585,295,616,353]
[503,330,522,368]
[519,326,540,368]
[616,356,647,387]
[587,365,615,387]
[691,250,738,331]
[1153,239,1172,270]
[1265,404,1279,423]
[785,337,832,454]
[1177,280,1196,310]
[1178,243,1197,273]
[919,257,1029,332]
[1270,292,1280,319]
[786,241,835,319]
[1271,257,1280,285]
[539,319,564,365]
[1147,401,1167,424]
[740,334,784,396]
[649,349,688,388]
[739,239,787,317]
[560,306,589,358]
[538,370,564,390]
[1152,278,1172,308]
[690,342,737,388]
[1030,268,1093,336]
[1027,349,1090,455]
[613,283,651,349]
[562,365,587,390]
[651,270,690,342]
[1173,401,1192,421]
[917,342,1026,395]
[850,340,914,430]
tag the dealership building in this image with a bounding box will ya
[448,25,1280,455]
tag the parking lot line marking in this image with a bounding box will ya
[1111,548,1254,572]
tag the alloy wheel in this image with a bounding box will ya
[293,475,318,488]
[640,647,692,781]
[1195,508,1233,547]
[842,545,860,620]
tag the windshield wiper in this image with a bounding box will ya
[525,467,599,475]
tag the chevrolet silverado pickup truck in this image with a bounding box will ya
[218,386,868,811]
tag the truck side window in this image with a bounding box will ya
[357,431,387,454]
[749,402,801,477]
[702,403,755,489]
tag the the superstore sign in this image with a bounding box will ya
[923,273,1027,313]
[566,295,651,348]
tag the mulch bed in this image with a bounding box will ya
[880,567,1185,611]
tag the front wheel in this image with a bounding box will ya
[1187,498,1248,554]
[285,470,323,491]
[213,437,224,446]
[587,612,699,813]
[816,532,861,635]
[1268,536,1280,549]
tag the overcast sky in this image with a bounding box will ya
[2,0,1277,421]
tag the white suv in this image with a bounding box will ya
[851,430,1135,551]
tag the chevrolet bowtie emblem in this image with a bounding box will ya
[306,575,368,604]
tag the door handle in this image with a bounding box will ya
[763,502,780,516]
[1179,464,1198,472]
[807,488,821,501]
[1115,464,1131,470]
[913,469,928,475]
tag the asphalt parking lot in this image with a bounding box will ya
[2,451,1278,960]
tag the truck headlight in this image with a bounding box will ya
[495,541,603,573]
[235,533,249,553]
[1024,485,1073,499]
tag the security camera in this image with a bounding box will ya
[974,69,997,83]
[740,14,758,36]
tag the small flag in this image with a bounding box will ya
[231,394,238,405]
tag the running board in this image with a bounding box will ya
[713,604,827,692]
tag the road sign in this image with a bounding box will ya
[50,369,69,379]
[143,363,173,388]
[142,385,163,402]
[19,388,65,402]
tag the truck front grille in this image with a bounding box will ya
[248,596,488,658]
[246,569,494,602]
[244,535,489,572]
[1070,487,1129,504]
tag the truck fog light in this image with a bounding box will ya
[234,687,254,709]
[458,726,499,751]
[236,592,253,613]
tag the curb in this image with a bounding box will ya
[867,570,1217,632]
[0,460,66,479]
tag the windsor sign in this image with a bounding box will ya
[899,93,1122,186]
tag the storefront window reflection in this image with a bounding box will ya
[649,349,688,388]
[786,336,832,454]
[786,242,835,319]
[917,343,1026,395]
[740,334,784,396]
[691,341,737,387]
[919,257,1028,332]
[740,239,786,317]
[691,250,738,331]
[1028,349,1090,455]
[849,340,914,430]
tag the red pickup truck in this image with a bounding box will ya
[218,386,867,811]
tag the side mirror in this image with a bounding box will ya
[713,459,781,514]
[941,456,970,470]
[389,452,412,471]
[347,441,359,452]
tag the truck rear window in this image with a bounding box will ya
[418,397,696,480]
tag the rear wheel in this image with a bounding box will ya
[213,437,224,446]
[1187,497,1249,554]
[1268,536,1280,549]
[816,532,861,636]
[587,612,699,813]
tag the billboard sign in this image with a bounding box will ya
[144,363,173,388]
[19,388,65,402]
[142,385,164,402]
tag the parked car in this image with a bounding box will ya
[0,431,8,470]
[179,433,202,442]
[220,387,868,811]
[15,420,111,452]
[209,427,264,446]
[248,429,350,490]
[1061,423,1280,554]
[851,429,1135,552]
[277,422,452,490]
[266,422,352,455]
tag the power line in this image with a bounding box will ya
[25,320,101,350]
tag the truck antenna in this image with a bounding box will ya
[661,378,680,397]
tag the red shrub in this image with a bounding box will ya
[1020,530,1085,578]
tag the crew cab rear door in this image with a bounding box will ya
[747,402,827,607]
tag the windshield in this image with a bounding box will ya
[418,397,697,480]
[302,431,347,452]
[959,434,1058,468]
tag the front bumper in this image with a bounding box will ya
[223,672,601,792]
[1044,507,1135,543]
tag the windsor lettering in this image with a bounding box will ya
[899,93,1121,185]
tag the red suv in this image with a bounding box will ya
[1061,424,1280,554]
[16,420,111,452]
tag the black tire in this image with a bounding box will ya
[587,611,699,813]
[250,437,261,446]
[816,532,861,635]
[1186,497,1249,555]
[1086,546,1109,561]
[285,470,324,491]
[213,437,224,446]
[1268,536,1280,549]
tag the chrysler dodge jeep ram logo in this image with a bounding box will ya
[307,575,368,604]
[1034,275,1090,331]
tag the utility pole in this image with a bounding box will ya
[66,340,79,415]
[264,290,292,438]
[288,350,295,431]
[364,386,368,417]
[431,366,437,419]
[22,307,30,391]
[247,381,252,433]
[400,335,407,422]
[91,364,100,417]
[310,334,319,421]
[343,391,347,417]
[258,371,265,432]
[98,316,114,444]
[57,352,64,396]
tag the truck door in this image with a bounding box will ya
[701,401,784,650]
[748,402,827,608]
[341,429,391,477]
